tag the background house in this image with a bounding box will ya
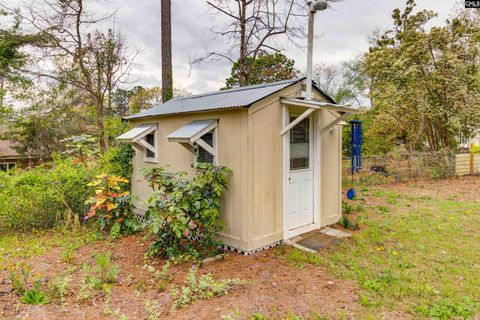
[0,125,32,171]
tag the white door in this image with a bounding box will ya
[286,115,314,233]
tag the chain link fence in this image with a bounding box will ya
[343,151,456,185]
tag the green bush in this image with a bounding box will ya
[85,174,138,237]
[0,156,95,232]
[99,144,134,181]
[144,163,231,260]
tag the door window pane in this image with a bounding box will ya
[290,117,309,170]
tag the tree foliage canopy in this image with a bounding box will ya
[363,0,480,152]
[224,52,297,89]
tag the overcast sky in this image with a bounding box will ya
[11,0,459,94]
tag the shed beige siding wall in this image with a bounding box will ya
[312,91,343,226]
[130,109,250,249]
[318,110,343,225]
[247,92,286,250]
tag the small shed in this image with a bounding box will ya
[118,78,359,253]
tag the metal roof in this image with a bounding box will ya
[125,78,336,120]
[116,124,156,142]
[167,119,217,140]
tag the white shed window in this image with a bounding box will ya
[167,119,218,165]
[117,124,158,163]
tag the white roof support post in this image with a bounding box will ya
[136,138,157,154]
[281,107,316,136]
[195,137,216,157]
[179,142,196,154]
[320,113,348,135]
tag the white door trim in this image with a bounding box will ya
[282,105,321,240]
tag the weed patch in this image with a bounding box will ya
[21,281,48,305]
[170,267,242,309]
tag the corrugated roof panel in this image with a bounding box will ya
[117,124,156,141]
[167,119,217,140]
[125,78,305,120]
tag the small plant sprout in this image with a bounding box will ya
[342,201,355,214]
[47,275,71,304]
[143,261,172,292]
[144,299,162,320]
[9,265,31,296]
[21,280,48,305]
[94,252,119,284]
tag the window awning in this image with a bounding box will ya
[167,119,217,143]
[167,119,218,162]
[117,124,157,142]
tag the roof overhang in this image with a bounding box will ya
[280,98,361,136]
[166,119,219,163]
[280,98,362,114]
[116,124,157,143]
[167,119,217,144]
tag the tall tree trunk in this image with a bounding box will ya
[161,0,173,102]
[96,97,108,151]
[238,0,247,86]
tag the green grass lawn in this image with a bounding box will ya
[316,190,480,319]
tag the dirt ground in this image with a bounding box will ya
[0,235,359,320]
[1,176,479,320]
[378,175,480,201]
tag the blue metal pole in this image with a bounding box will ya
[358,123,363,170]
[351,122,355,175]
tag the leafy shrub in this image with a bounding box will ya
[21,281,48,305]
[0,157,95,232]
[471,144,480,154]
[99,144,134,181]
[418,151,453,180]
[62,134,100,165]
[85,174,138,237]
[170,267,241,309]
[144,163,231,259]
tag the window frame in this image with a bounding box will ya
[0,162,16,172]
[193,128,218,165]
[142,131,158,163]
